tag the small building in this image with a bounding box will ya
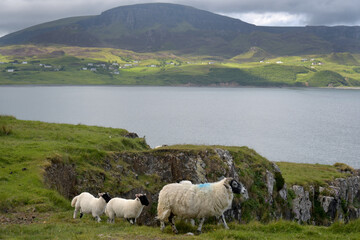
[276,61,283,64]
[113,71,120,75]
[82,67,87,70]
[22,61,28,64]
[88,63,94,66]
[7,69,14,72]
[90,68,97,71]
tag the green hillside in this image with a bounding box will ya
[0,45,360,87]
[326,52,359,66]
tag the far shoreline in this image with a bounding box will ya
[0,84,360,90]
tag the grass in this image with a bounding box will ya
[1,212,360,239]
[276,162,349,186]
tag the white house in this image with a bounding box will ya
[7,69,14,72]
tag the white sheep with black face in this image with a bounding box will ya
[157,177,247,234]
[71,192,111,222]
[105,194,149,224]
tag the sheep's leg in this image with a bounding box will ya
[160,221,166,232]
[95,216,101,222]
[79,211,83,219]
[169,213,178,234]
[196,218,205,234]
[221,214,229,230]
[190,219,196,226]
[126,218,134,224]
[73,209,78,219]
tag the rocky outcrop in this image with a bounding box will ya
[44,147,360,226]
[317,176,360,222]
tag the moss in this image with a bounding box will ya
[334,163,355,173]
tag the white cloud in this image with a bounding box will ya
[222,12,308,26]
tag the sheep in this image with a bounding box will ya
[105,194,149,224]
[157,177,247,234]
[71,192,111,222]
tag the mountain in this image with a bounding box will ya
[0,3,360,57]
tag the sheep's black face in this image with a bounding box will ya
[230,179,242,194]
[101,193,111,203]
[139,195,149,206]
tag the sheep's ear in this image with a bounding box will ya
[135,194,140,198]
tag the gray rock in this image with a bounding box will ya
[272,162,281,173]
[292,185,312,223]
[319,196,335,213]
[279,183,287,201]
[266,170,275,203]
[215,148,238,179]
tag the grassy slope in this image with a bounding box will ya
[1,116,358,239]
[276,162,350,186]
[0,45,360,87]
[0,115,149,213]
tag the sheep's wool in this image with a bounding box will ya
[157,178,233,221]
[71,192,107,220]
[106,197,145,220]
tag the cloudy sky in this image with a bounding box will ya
[1,0,359,37]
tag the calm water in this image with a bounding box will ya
[1,86,359,168]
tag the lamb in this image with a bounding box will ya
[105,194,149,224]
[71,192,111,222]
[157,177,247,234]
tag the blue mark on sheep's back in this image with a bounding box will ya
[197,183,211,189]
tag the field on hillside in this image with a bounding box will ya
[1,116,359,239]
[0,45,360,87]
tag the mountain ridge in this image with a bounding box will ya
[0,3,359,57]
